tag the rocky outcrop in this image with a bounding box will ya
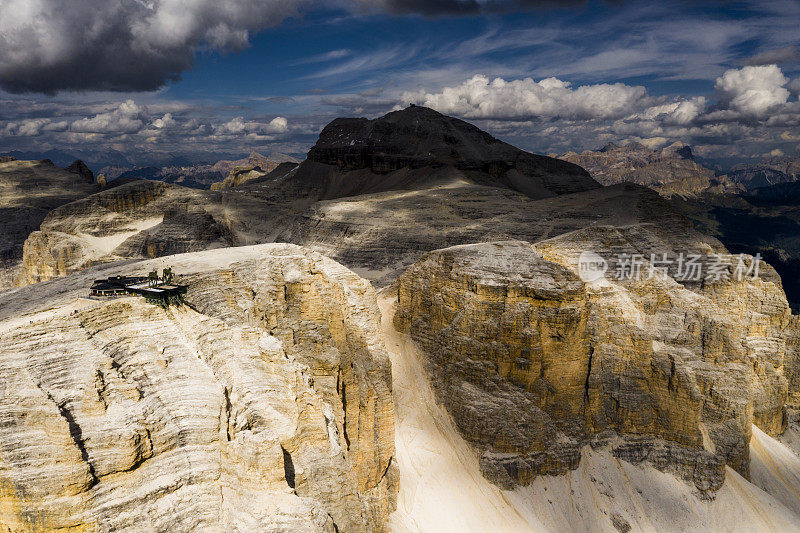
[395,230,798,494]
[15,179,285,285]
[559,141,738,197]
[0,244,397,531]
[0,159,99,290]
[210,164,267,190]
[210,161,299,190]
[211,151,300,179]
[65,159,95,183]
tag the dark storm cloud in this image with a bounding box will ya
[0,0,309,94]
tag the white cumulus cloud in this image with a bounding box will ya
[714,64,791,116]
[215,116,289,136]
[401,74,650,121]
[70,100,145,134]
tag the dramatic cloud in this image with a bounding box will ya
[0,0,620,94]
[714,65,791,116]
[214,116,289,136]
[391,65,800,161]
[401,74,650,120]
[0,0,310,93]
[2,118,67,136]
[0,95,293,164]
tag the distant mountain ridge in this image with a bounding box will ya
[104,151,302,189]
[728,156,800,189]
[557,141,738,197]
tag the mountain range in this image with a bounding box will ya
[1,106,799,531]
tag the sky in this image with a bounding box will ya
[0,0,799,168]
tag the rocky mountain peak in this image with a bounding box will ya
[598,142,620,153]
[300,105,599,200]
[308,104,503,169]
[65,159,95,183]
[661,141,694,160]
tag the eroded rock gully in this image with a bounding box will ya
[0,244,396,531]
[394,228,800,494]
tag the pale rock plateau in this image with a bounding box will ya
[0,244,396,531]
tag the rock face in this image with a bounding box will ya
[288,105,599,201]
[65,159,95,183]
[0,159,98,290]
[559,142,737,197]
[282,181,700,286]
[394,230,798,493]
[0,244,396,531]
[16,179,287,286]
[210,161,299,190]
[673,181,800,313]
[211,151,300,179]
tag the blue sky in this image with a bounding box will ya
[0,0,798,167]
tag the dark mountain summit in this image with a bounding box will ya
[65,159,95,183]
[293,105,599,200]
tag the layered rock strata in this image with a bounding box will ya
[395,231,798,493]
[0,244,396,531]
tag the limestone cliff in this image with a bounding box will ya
[395,230,798,493]
[0,159,99,290]
[0,244,396,531]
